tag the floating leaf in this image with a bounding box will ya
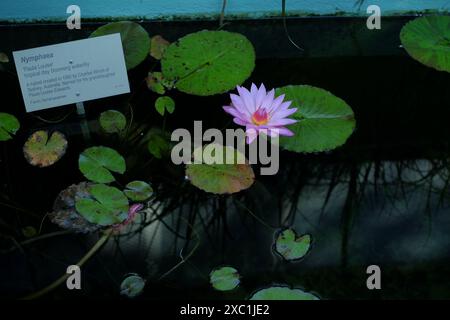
[146,72,166,95]
[49,182,101,234]
[75,184,129,226]
[0,113,20,141]
[276,85,355,153]
[249,286,320,300]
[150,35,170,60]
[23,130,68,167]
[99,110,127,133]
[79,146,126,183]
[155,96,175,116]
[274,228,311,261]
[124,181,153,202]
[186,144,255,194]
[90,21,150,70]
[210,266,240,291]
[400,15,450,73]
[120,274,145,298]
[161,30,255,96]
[147,128,171,159]
[0,52,9,63]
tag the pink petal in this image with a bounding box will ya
[223,106,245,120]
[245,127,258,144]
[250,83,258,96]
[270,107,297,120]
[269,118,298,126]
[267,94,285,113]
[277,101,293,112]
[237,86,256,114]
[277,127,295,136]
[230,94,248,115]
[260,89,275,110]
[255,84,267,108]
[233,117,248,126]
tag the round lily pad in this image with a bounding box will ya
[276,85,355,153]
[120,273,146,298]
[23,130,68,167]
[400,15,450,73]
[99,110,127,133]
[124,181,153,202]
[0,112,20,141]
[186,144,255,194]
[155,96,175,116]
[274,228,311,261]
[161,30,255,96]
[90,21,150,70]
[75,184,129,226]
[79,146,126,183]
[209,266,240,291]
[249,286,320,300]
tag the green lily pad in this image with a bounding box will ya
[120,274,146,298]
[124,181,153,202]
[274,228,311,261]
[146,72,166,95]
[79,146,126,183]
[276,85,355,153]
[155,96,175,116]
[75,184,129,226]
[249,286,320,300]
[186,144,255,194]
[147,128,171,159]
[0,52,9,63]
[161,30,255,96]
[0,113,20,141]
[99,110,127,133]
[150,35,170,60]
[22,226,37,238]
[210,266,240,291]
[90,21,150,70]
[23,130,68,167]
[400,15,450,73]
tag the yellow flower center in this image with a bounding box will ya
[251,109,269,126]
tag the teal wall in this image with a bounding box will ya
[1,0,449,22]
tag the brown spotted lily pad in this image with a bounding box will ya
[150,35,170,60]
[23,130,68,167]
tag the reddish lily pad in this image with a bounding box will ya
[23,130,68,167]
[150,35,170,60]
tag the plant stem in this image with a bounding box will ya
[21,230,112,300]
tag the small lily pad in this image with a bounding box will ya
[400,15,450,73]
[146,72,166,95]
[0,113,20,141]
[150,35,170,60]
[0,52,9,63]
[79,146,126,183]
[276,85,355,153]
[186,144,255,194]
[161,30,255,96]
[75,184,129,226]
[90,21,150,70]
[23,130,68,167]
[99,110,127,133]
[274,228,311,261]
[22,226,37,238]
[155,96,175,116]
[124,181,153,202]
[249,286,320,300]
[120,273,146,298]
[209,266,240,291]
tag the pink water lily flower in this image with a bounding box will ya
[223,83,298,144]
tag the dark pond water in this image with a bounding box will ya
[1,19,450,300]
